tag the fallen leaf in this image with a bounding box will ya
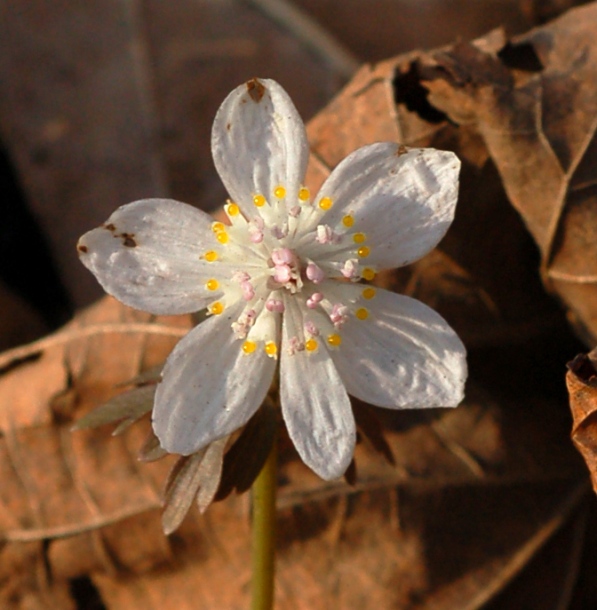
[418,3,597,345]
[567,346,597,492]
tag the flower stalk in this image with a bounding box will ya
[251,429,277,610]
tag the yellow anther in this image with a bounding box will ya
[353,232,366,244]
[206,278,219,291]
[216,231,229,244]
[362,287,376,300]
[242,340,257,355]
[212,222,226,233]
[204,250,218,262]
[208,302,224,315]
[357,245,370,258]
[327,334,342,347]
[298,187,310,202]
[355,308,369,321]
[226,201,240,216]
[273,185,286,199]
[305,338,318,352]
[318,197,333,211]
[265,341,278,357]
[342,215,354,228]
[362,267,376,281]
[253,194,266,207]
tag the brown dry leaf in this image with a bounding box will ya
[416,3,597,345]
[0,297,190,609]
[567,347,597,492]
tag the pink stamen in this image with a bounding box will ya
[306,262,325,284]
[287,336,304,355]
[233,271,251,283]
[271,248,295,266]
[265,298,285,313]
[249,229,264,243]
[330,303,349,328]
[316,224,340,245]
[273,265,292,284]
[241,280,255,301]
[231,309,256,339]
[304,320,319,336]
[271,224,289,239]
[306,292,323,309]
[248,217,265,243]
[341,259,359,279]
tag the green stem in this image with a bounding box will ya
[251,430,277,610]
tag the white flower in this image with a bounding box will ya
[77,78,467,481]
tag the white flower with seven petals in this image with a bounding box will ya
[78,78,467,481]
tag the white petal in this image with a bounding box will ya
[332,288,467,409]
[211,78,309,215]
[280,299,355,480]
[78,198,228,315]
[312,144,460,269]
[153,304,276,454]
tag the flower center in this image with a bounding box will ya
[270,247,303,292]
[202,188,379,359]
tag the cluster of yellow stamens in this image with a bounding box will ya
[212,221,229,244]
[201,184,380,358]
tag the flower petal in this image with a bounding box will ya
[78,198,227,315]
[211,78,309,215]
[331,287,467,409]
[313,144,460,269]
[153,304,276,454]
[280,299,355,480]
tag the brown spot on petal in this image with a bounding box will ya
[246,78,265,103]
[121,233,137,248]
[77,244,88,254]
[226,122,231,131]
[396,144,408,156]
[104,223,116,232]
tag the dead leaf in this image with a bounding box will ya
[567,347,597,492]
[0,297,190,609]
[417,3,597,345]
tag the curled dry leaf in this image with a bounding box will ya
[417,3,597,345]
[0,296,191,608]
[567,346,597,492]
